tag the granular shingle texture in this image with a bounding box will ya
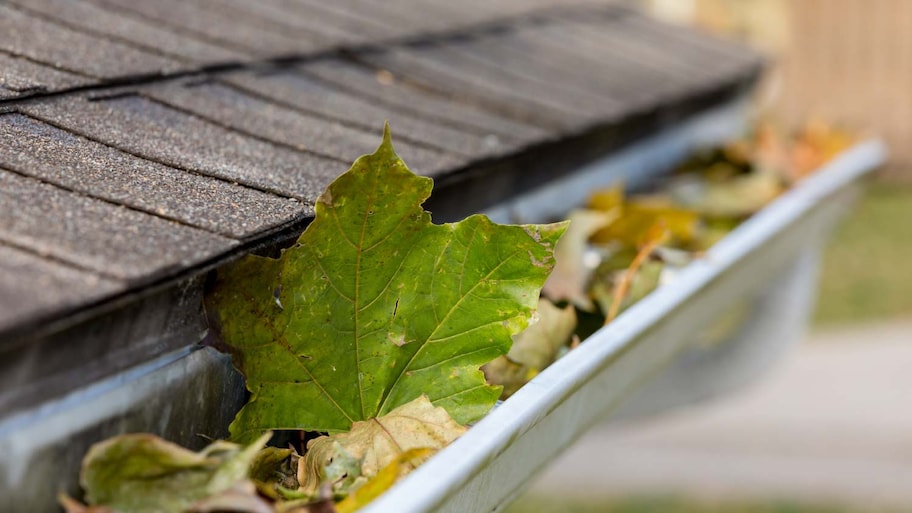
[144,80,465,175]
[0,3,181,80]
[220,70,503,159]
[8,0,247,64]
[0,243,121,334]
[0,113,306,238]
[21,95,344,199]
[0,1,762,340]
[0,53,86,98]
[0,170,235,281]
[301,58,549,142]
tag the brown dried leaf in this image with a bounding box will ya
[334,448,433,513]
[189,482,275,513]
[297,396,464,496]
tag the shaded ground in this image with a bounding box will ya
[511,321,912,512]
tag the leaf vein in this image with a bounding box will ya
[377,248,523,414]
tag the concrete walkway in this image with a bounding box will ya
[528,320,912,509]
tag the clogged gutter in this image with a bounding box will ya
[60,121,853,513]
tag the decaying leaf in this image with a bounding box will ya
[298,396,461,495]
[483,298,577,397]
[250,447,299,499]
[207,126,566,441]
[188,482,275,513]
[591,260,664,320]
[543,208,618,310]
[668,171,783,218]
[334,448,433,513]
[75,433,270,513]
[600,223,668,322]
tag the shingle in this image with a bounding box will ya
[87,0,322,56]
[0,170,236,281]
[359,46,583,129]
[204,0,382,47]
[616,14,760,78]
[630,12,757,61]
[144,80,464,176]
[416,43,625,120]
[449,26,658,108]
[0,113,307,239]
[8,0,249,64]
[554,18,722,91]
[295,0,452,36]
[0,51,88,95]
[0,4,182,80]
[21,95,344,201]
[0,243,123,335]
[508,20,689,105]
[299,59,552,141]
[222,70,506,162]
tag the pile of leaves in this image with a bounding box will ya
[483,120,853,397]
[61,121,851,512]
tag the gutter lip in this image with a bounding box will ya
[362,138,888,513]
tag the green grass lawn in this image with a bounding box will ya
[814,182,912,325]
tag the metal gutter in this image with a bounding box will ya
[363,138,887,513]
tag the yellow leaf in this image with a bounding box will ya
[586,184,624,212]
[591,202,700,247]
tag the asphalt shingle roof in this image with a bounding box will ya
[0,1,762,342]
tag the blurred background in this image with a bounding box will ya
[508,1,912,512]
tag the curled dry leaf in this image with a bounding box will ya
[298,396,463,496]
[249,447,298,499]
[603,223,668,322]
[542,209,618,310]
[669,171,783,219]
[483,298,577,398]
[189,482,275,513]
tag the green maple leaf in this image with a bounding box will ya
[207,126,566,441]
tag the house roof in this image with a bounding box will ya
[0,1,761,342]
